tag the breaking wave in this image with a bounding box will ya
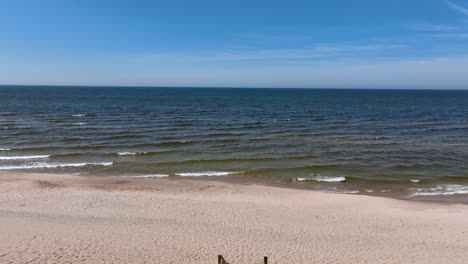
[296,175,346,183]
[0,162,113,170]
[409,185,468,196]
[0,155,50,160]
[117,152,148,156]
[175,171,241,177]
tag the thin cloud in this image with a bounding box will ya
[430,32,468,38]
[128,44,406,64]
[446,0,468,16]
[412,23,459,32]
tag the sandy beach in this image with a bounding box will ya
[0,172,467,264]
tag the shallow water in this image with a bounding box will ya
[1,86,468,202]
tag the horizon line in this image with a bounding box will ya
[1,84,468,91]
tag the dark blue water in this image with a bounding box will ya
[1,86,468,201]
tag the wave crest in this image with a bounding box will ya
[0,162,113,170]
[0,155,49,160]
[409,185,468,196]
[296,175,346,183]
[175,171,240,177]
[117,152,148,156]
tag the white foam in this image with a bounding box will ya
[72,114,86,117]
[72,122,86,126]
[295,176,346,182]
[342,190,359,194]
[312,176,346,182]
[0,155,49,160]
[124,174,169,178]
[0,162,113,170]
[175,171,239,177]
[0,148,11,151]
[409,185,468,197]
[117,152,147,156]
[296,177,309,182]
[410,179,420,183]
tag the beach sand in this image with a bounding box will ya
[0,172,467,263]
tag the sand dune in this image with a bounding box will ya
[0,172,467,263]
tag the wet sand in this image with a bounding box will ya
[0,172,467,263]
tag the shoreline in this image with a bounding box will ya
[4,170,466,204]
[1,172,467,263]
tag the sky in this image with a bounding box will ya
[1,0,468,89]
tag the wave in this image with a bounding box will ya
[72,122,87,126]
[0,162,113,170]
[156,140,191,147]
[244,164,355,176]
[409,185,468,196]
[151,155,318,167]
[71,114,96,117]
[117,152,148,156]
[296,176,346,183]
[175,171,241,177]
[50,151,151,158]
[49,153,89,158]
[1,113,17,117]
[48,150,178,159]
[153,157,276,166]
[0,148,11,151]
[123,174,169,178]
[0,155,50,160]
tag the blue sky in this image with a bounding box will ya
[1,0,468,89]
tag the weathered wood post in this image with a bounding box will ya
[218,255,229,264]
[264,256,268,264]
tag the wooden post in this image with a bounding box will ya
[218,255,229,264]
[264,256,268,264]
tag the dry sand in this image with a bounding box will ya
[0,172,467,264]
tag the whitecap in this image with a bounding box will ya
[0,162,113,170]
[175,171,240,177]
[0,148,11,151]
[312,176,346,182]
[410,179,420,183]
[409,185,468,197]
[117,152,147,156]
[295,176,346,182]
[72,122,86,126]
[72,114,86,117]
[0,155,49,160]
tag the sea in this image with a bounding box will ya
[1,86,468,203]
